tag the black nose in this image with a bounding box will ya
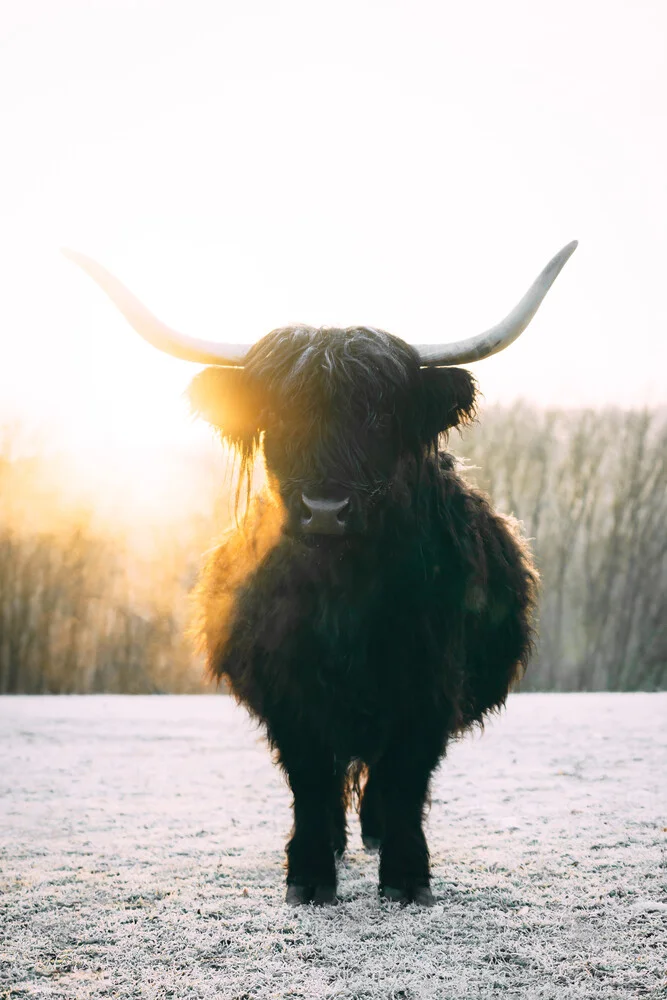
[300,494,351,535]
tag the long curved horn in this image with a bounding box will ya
[62,249,251,366]
[415,240,578,367]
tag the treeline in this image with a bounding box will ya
[459,405,667,691]
[1,407,665,693]
[0,431,214,693]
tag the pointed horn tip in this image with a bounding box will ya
[545,239,578,277]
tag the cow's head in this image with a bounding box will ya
[186,326,477,538]
[63,242,577,540]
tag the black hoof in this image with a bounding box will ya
[286,885,311,906]
[312,884,338,906]
[285,884,338,906]
[412,886,435,907]
[380,884,435,906]
[362,835,382,853]
[380,884,406,903]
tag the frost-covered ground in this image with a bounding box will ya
[1,694,665,999]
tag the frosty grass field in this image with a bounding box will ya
[1,694,665,999]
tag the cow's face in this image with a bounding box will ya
[188,326,477,539]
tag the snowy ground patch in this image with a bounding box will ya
[1,694,665,998]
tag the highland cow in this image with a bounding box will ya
[64,241,577,906]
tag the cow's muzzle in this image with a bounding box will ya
[300,494,351,536]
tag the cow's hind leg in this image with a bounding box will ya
[329,763,349,860]
[373,733,445,906]
[359,769,384,852]
[275,734,346,905]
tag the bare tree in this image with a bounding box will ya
[459,404,667,690]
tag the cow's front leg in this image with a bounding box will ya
[275,735,345,905]
[373,734,445,906]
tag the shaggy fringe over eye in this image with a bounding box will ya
[244,326,418,406]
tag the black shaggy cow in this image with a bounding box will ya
[64,241,577,906]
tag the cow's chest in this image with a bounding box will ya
[267,585,428,757]
[227,543,453,757]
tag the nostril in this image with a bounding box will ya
[337,499,351,523]
[300,493,351,535]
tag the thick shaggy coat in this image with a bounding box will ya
[190,325,538,906]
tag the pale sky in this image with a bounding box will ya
[1,0,666,463]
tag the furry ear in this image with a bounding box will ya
[419,367,477,441]
[187,367,263,454]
